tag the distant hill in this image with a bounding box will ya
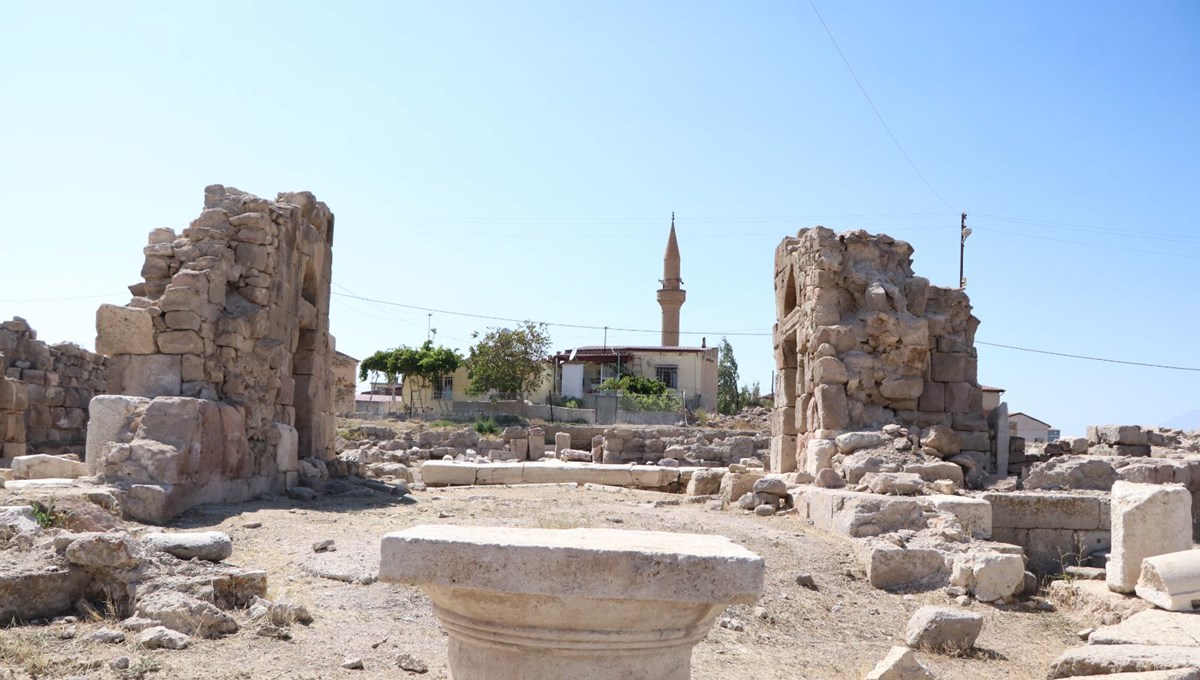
[1163,409,1200,431]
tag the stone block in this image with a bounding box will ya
[687,468,724,496]
[856,540,947,589]
[274,423,299,473]
[11,454,87,480]
[984,492,1105,531]
[720,471,763,503]
[930,352,966,382]
[1136,549,1200,612]
[903,462,963,487]
[1108,482,1193,593]
[904,606,983,652]
[86,395,148,474]
[0,378,28,411]
[920,494,991,538]
[157,330,204,355]
[768,434,797,473]
[1048,645,1200,679]
[554,432,570,455]
[770,407,797,436]
[917,381,944,412]
[419,461,478,486]
[110,354,182,399]
[95,304,157,355]
[379,525,764,680]
[813,384,848,430]
[1096,424,1149,447]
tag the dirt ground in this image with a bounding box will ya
[0,479,1082,680]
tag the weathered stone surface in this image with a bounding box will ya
[10,453,86,480]
[1107,482,1192,594]
[1090,609,1200,646]
[86,395,148,474]
[862,471,924,496]
[950,551,1024,602]
[1049,645,1200,678]
[857,541,947,590]
[985,492,1106,531]
[380,525,764,680]
[136,625,191,650]
[0,551,90,623]
[920,426,961,457]
[1025,456,1118,491]
[904,606,983,652]
[134,590,237,637]
[1137,549,1200,612]
[1049,579,1153,628]
[96,304,157,355]
[64,533,140,569]
[834,431,886,454]
[143,531,233,562]
[920,495,991,539]
[865,646,935,680]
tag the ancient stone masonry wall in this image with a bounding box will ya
[771,227,989,475]
[0,317,107,457]
[92,185,336,521]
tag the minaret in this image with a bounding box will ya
[656,213,686,346]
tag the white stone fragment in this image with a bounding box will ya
[1137,549,1200,612]
[1108,482,1193,594]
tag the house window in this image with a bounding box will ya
[655,365,678,389]
[432,376,453,400]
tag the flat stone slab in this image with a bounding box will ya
[419,461,693,490]
[1050,645,1200,678]
[381,525,763,603]
[983,491,1108,531]
[1090,609,1200,646]
[1057,671,1200,680]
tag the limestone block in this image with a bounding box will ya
[920,425,961,457]
[379,525,764,680]
[143,531,233,562]
[0,378,29,411]
[629,466,678,488]
[903,462,964,487]
[110,354,182,398]
[862,472,924,495]
[86,395,148,474]
[11,454,87,480]
[1108,482,1192,594]
[719,471,763,503]
[920,495,991,538]
[157,331,204,355]
[770,407,797,436]
[988,401,1010,474]
[813,384,848,430]
[950,551,1024,601]
[811,356,847,384]
[419,461,478,486]
[554,432,570,455]
[768,434,797,473]
[930,353,966,382]
[274,423,298,473]
[1024,456,1118,491]
[95,304,158,355]
[880,377,923,400]
[856,540,947,589]
[1048,645,1200,679]
[905,606,983,652]
[803,487,928,537]
[474,463,525,485]
[510,438,528,459]
[865,646,934,680]
[1136,549,1200,612]
[1090,609,1200,646]
[1097,425,1149,447]
[834,431,886,454]
[983,492,1106,531]
[917,381,945,412]
[687,468,724,496]
[801,438,838,476]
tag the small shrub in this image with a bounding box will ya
[30,501,66,529]
[694,408,710,425]
[428,419,457,429]
[473,416,499,435]
[492,415,527,427]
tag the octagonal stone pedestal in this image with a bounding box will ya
[379,525,765,680]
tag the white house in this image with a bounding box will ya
[1009,412,1057,444]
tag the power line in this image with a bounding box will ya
[977,341,1200,372]
[331,291,1200,372]
[330,292,770,337]
[974,213,1200,245]
[807,0,956,212]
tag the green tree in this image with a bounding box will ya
[465,321,552,400]
[717,337,742,415]
[598,374,668,396]
[359,342,463,415]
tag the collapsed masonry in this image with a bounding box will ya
[771,227,992,481]
[0,318,107,458]
[90,185,338,522]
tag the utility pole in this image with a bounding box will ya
[426,313,432,341]
[959,212,971,289]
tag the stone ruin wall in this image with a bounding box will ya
[770,227,991,474]
[0,317,107,458]
[91,185,337,521]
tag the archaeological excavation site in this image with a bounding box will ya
[3,188,1200,680]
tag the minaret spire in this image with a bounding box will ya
[656,213,686,346]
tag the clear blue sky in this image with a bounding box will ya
[1,1,1197,435]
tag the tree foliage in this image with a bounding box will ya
[358,341,464,413]
[717,337,742,415]
[598,374,668,396]
[465,321,552,400]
